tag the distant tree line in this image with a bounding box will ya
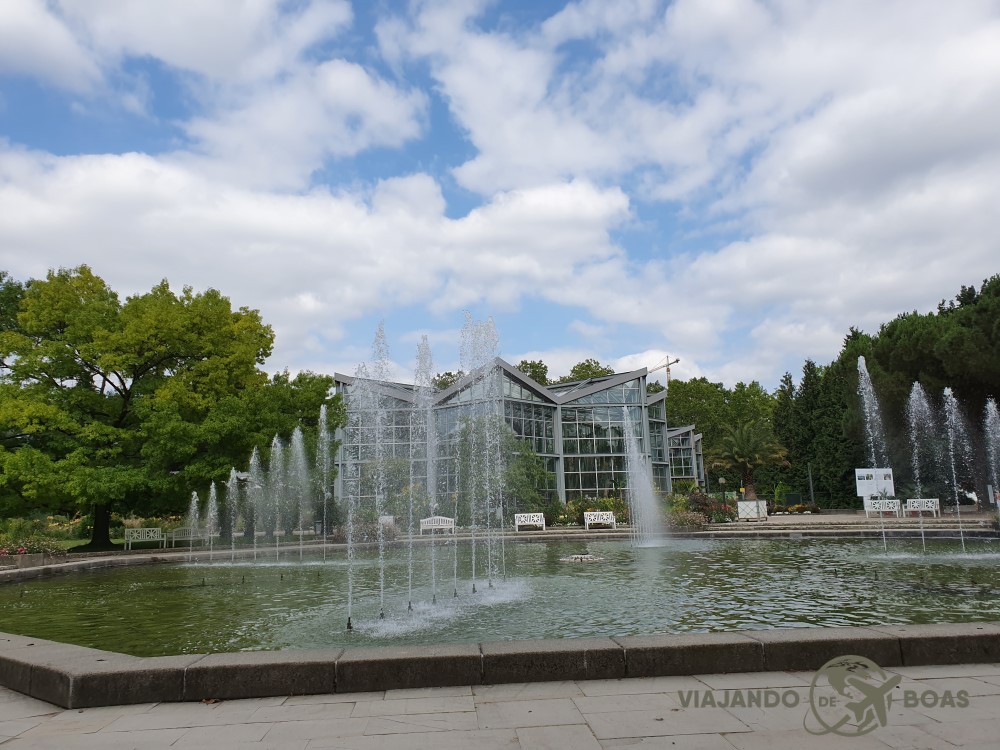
[490,276,1000,507]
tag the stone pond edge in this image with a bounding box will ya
[1,622,999,708]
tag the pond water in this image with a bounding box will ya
[2,538,998,657]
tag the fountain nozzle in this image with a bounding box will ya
[408,601,413,612]
[346,617,353,631]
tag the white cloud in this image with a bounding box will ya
[0,147,636,379]
[180,60,428,189]
[55,0,353,83]
[0,0,101,91]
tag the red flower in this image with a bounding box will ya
[17,547,28,555]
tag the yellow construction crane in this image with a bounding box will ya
[648,354,680,385]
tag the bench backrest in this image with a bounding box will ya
[421,516,454,528]
[170,527,208,539]
[584,511,615,524]
[906,498,939,511]
[125,528,163,542]
[864,498,900,512]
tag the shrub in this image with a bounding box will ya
[687,492,736,523]
[662,493,689,513]
[39,515,81,540]
[329,519,397,544]
[0,533,66,556]
[0,517,42,538]
[561,496,630,525]
[667,510,707,530]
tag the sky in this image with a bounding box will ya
[1,0,999,390]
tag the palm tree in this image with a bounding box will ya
[708,421,789,501]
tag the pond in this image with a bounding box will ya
[1,537,998,657]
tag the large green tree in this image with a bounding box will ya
[556,358,615,383]
[515,359,549,385]
[0,266,339,548]
[431,371,464,391]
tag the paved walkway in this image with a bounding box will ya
[1,662,997,749]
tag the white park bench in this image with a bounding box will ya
[863,498,901,517]
[168,527,210,547]
[514,512,546,531]
[124,527,165,551]
[905,498,940,517]
[379,515,396,527]
[420,516,455,534]
[584,511,616,530]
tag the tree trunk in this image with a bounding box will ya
[73,503,119,551]
[743,474,757,500]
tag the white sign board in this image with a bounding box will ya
[855,468,894,498]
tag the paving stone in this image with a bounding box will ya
[869,622,1000,666]
[868,724,957,750]
[0,694,60,720]
[184,650,339,701]
[172,721,273,746]
[473,680,584,703]
[694,672,810,690]
[586,706,749,740]
[305,727,518,749]
[721,727,889,749]
[283,691,383,705]
[15,712,120,737]
[578,676,706,697]
[101,705,259,732]
[363,711,480,735]
[481,638,625,684]
[904,692,998,723]
[613,633,764,678]
[0,716,47,737]
[600,735,739,749]
[476,697,586,729]
[573,692,679,715]
[384,685,472,699]
[262,717,370,741]
[48,702,156,720]
[887,662,1000,679]
[919,717,1000,745]
[746,626,902,671]
[337,644,481,693]
[250,702,356,722]
[2,726,187,748]
[350,695,474,717]
[517,723,603,750]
